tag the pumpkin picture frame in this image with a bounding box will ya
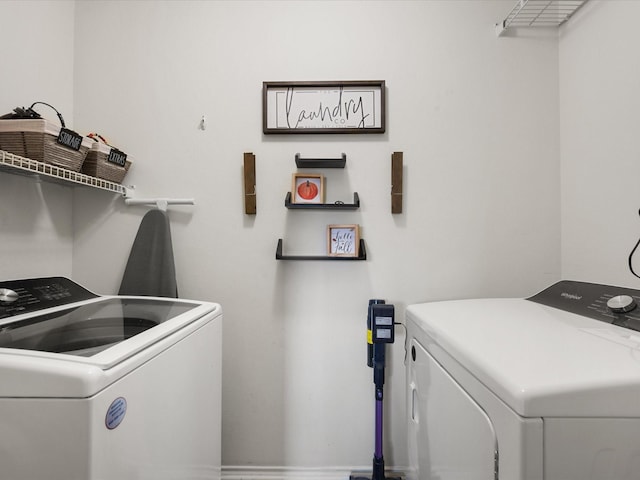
[327,224,360,257]
[291,173,325,204]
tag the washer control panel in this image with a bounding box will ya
[0,277,97,319]
[606,294,637,313]
[528,280,640,332]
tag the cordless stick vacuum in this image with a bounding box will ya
[350,300,402,480]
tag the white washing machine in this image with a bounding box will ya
[0,276,222,480]
[406,280,640,480]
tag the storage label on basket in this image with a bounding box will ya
[56,128,83,151]
[107,148,127,167]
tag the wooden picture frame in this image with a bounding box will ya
[291,173,325,204]
[263,80,385,134]
[327,224,360,257]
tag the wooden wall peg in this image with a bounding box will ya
[244,152,256,215]
[391,151,403,214]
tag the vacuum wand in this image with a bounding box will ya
[373,351,386,476]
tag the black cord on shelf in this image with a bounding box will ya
[29,102,66,128]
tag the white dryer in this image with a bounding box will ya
[0,276,222,480]
[406,280,640,480]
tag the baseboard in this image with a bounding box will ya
[221,466,406,480]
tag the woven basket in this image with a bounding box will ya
[0,119,90,172]
[81,141,132,183]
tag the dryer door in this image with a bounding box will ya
[408,339,498,480]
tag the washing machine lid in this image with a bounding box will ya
[407,281,640,418]
[0,277,221,398]
[0,296,201,358]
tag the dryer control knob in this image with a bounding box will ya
[0,288,19,304]
[607,295,637,313]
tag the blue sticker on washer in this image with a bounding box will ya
[105,397,127,430]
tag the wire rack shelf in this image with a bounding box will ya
[0,149,131,196]
[496,0,588,36]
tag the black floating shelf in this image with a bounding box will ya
[295,153,346,169]
[276,238,367,261]
[284,192,360,210]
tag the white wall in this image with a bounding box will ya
[70,1,560,471]
[4,0,640,473]
[560,0,640,288]
[0,0,562,473]
[0,1,76,280]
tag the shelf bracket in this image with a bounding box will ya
[244,152,256,215]
[124,197,195,211]
[391,151,403,214]
[295,153,346,169]
[276,238,367,261]
[284,191,360,210]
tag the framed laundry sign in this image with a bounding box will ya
[263,80,385,134]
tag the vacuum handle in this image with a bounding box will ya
[367,299,385,368]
